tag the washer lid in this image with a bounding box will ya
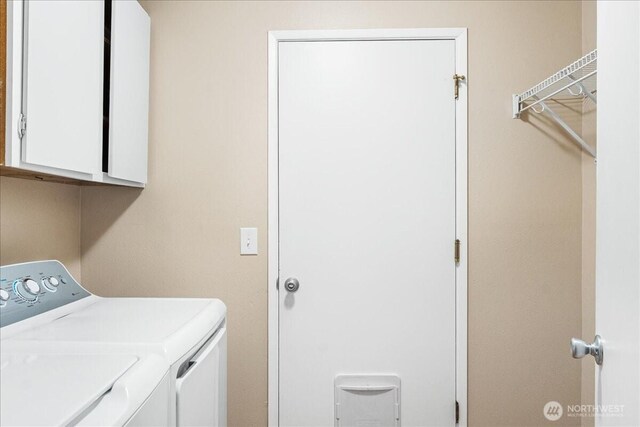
[8,298,227,364]
[1,353,138,426]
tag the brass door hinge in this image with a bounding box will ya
[453,74,465,100]
[455,400,460,424]
[455,239,461,264]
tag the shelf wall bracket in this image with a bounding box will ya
[512,94,521,119]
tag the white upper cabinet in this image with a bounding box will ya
[2,0,150,187]
[108,0,150,184]
[22,0,104,175]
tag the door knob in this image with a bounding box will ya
[284,277,300,293]
[571,335,603,365]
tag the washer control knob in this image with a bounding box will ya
[16,279,40,301]
[23,279,40,295]
[0,289,9,302]
[42,277,59,292]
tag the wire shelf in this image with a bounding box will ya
[514,49,597,116]
[512,49,597,158]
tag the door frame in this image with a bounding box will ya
[268,28,468,426]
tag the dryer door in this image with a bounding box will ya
[176,326,227,427]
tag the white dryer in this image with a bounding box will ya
[0,260,227,427]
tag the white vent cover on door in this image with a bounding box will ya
[335,375,401,427]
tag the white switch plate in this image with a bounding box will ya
[240,227,258,255]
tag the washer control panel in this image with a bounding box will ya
[0,260,91,327]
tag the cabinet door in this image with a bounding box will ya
[22,0,103,175]
[108,0,150,184]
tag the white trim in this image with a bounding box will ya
[269,27,466,42]
[267,28,468,426]
[267,31,280,427]
[454,28,468,427]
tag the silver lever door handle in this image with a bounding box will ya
[284,277,300,293]
[571,335,603,365]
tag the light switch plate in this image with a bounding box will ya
[240,227,258,255]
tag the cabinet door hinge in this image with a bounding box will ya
[455,239,461,264]
[455,400,460,424]
[453,74,465,100]
[18,113,26,139]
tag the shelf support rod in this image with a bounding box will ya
[567,75,597,104]
[536,99,596,158]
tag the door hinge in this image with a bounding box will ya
[18,113,26,139]
[453,74,465,100]
[455,239,461,264]
[455,400,460,424]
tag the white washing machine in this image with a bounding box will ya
[1,350,171,426]
[0,264,171,426]
[0,260,227,427]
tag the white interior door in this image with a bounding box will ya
[278,39,458,426]
[595,1,640,426]
[22,0,103,175]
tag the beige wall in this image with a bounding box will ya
[79,1,584,426]
[581,1,597,425]
[0,1,589,426]
[0,177,82,279]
